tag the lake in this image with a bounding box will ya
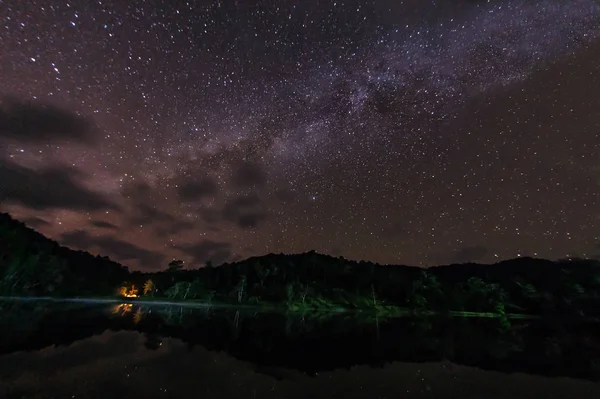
[1,299,600,398]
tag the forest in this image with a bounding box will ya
[2,212,600,320]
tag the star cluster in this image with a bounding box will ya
[1,0,599,269]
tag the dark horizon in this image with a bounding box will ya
[2,211,595,272]
[4,207,600,325]
[1,0,599,271]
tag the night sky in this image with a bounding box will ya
[1,0,599,270]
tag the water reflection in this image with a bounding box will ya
[112,303,134,315]
[0,300,599,398]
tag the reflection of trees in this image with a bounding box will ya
[134,308,143,324]
[105,304,600,380]
[0,301,115,354]
[144,333,162,350]
[112,303,134,315]
[2,301,600,381]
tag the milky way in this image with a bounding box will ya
[1,0,599,270]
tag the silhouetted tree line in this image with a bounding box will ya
[2,212,600,318]
[0,213,128,296]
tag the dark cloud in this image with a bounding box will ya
[175,239,232,265]
[170,220,196,233]
[133,204,175,224]
[60,230,93,250]
[229,194,260,208]
[198,207,221,224]
[177,177,218,201]
[231,161,266,188]
[237,213,268,229]
[122,181,184,229]
[154,228,170,239]
[90,220,118,230]
[154,219,196,238]
[22,216,51,228]
[60,230,165,269]
[0,97,95,144]
[196,196,268,228]
[94,236,166,269]
[222,194,268,229]
[450,245,489,264]
[0,159,119,211]
[121,181,153,202]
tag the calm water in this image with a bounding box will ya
[1,299,600,398]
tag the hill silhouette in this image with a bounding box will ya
[2,212,600,319]
[0,212,128,296]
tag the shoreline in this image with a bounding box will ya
[0,296,538,319]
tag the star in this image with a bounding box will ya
[0,0,598,269]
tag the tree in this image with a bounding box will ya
[464,277,508,314]
[254,261,269,287]
[234,275,247,303]
[371,284,377,306]
[408,271,441,311]
[298,282,311,304]
[167,260,184,272]
[163,281,195,300]
[143,279,154,296]
[165,283,180,299]
[286,283,295,304]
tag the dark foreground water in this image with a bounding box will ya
[1,300,600,398]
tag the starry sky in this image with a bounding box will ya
[1,0,599,270]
